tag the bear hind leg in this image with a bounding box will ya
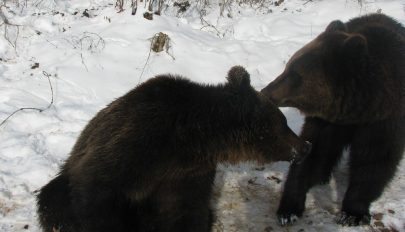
[139,172,215,232]
[69,184,131,232]
[37,174,76,232]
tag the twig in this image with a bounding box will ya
[80,53,89,72]
[42,71,54,110]
[165,38,175,61]
[200,17,221,37]
[64,32,105,71]
[0,3,22,51]
[33,0,57,10]
[138,32,175,84]
[138,41,152,85]
[0,71,54,128]
[45,38,58,48]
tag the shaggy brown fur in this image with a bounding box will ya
[37,66,311,232]
[261,13,405,226]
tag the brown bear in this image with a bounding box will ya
[37,66,311,232]
[261,13,405,226]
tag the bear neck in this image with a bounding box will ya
[178,85,259,164]
[322,23,405,124]
[329,57,403,124]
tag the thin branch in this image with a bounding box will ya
[0,3,23,52]
[80,52,89,72]
[42,71,54,110]
[0,71,54,128]
[63,32,105,71]
[138,40,153,85]
[138,32,175,84]
[200,16,221,37]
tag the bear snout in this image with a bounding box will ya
[260,84,278,103]
[260,76,290,106]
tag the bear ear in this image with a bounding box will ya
[343,34,368,56]
[325,20,347,32]
[340,34,368,74]
[226,65,251,89]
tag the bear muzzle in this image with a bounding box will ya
[260,78,291,107]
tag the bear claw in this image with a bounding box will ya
[336,212,371,226]
[278,214,299,226]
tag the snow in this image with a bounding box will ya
[0,0,404,231]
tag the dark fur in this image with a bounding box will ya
[37,66,310,232]
[261,14,405,226]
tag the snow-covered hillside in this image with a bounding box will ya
[0,0,404,231]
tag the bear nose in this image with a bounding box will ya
[260,86,275,100]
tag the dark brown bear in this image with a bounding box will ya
[261,13,405,226]
[37,66,311,232]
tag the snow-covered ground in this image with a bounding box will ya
[0,0,404,231]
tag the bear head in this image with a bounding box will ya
[260,21,370,123]
[226,66,311,162]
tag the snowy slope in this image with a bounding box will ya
[0,0,404,231]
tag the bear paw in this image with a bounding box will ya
[336,211,371,226]
[277,213,299,226]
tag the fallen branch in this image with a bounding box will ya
[0,71,54,128]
